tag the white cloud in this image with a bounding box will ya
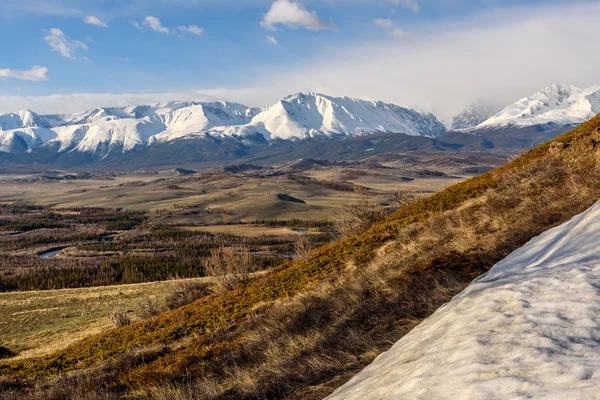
[143,16,170,34]
[44,28,88,59]
[374,19,395,29]
[374,18,408,40]
[0,66,49,81]
[0,91,229,115]
[177,25,204,36]
[262,2,600,123]
[393,0,419,13]
[390,28,406,39]
[137,16,203,36]
[261,0,338,31]
[266,35,278,45]
[83,15,107,28]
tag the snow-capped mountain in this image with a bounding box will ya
[451,101,499,130]
[216,92,446,141]
[0,110,52,130]
[0,93,446,157]
[328,200,600,400]
[0,101,258,156]
[476,84,600,130]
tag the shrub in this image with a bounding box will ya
[136,299,165,320]
[294,234,314,261]
[393,187,420,208]
[203,248,257,294]
[332,185,386,239]
[111,310,131,328]
[165,281,212,310]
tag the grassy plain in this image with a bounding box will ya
[0,158,493,225]
[0,278,209,359]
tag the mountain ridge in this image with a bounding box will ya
[1,86,599,167]
[0,93,445,158]
[474,83,600,130]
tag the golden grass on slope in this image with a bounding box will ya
[2,116,600,399]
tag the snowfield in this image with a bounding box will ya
[327,200,600,400]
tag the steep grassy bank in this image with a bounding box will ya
[2,115,600,399]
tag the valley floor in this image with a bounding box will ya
[328,200,600,399]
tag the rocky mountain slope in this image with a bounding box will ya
[1,85,598,168]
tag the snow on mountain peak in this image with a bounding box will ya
[477,84,600,129]
[0,94,446,156]
[0,110,51,130]
[249,92,445,140]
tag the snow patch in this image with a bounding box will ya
[327,200,600,400]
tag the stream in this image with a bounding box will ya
[38,247,67,259]
[37,233,115,259]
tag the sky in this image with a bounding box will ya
[0,0,599,123]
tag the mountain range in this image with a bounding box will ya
[0,93,444,157]
[0,84,599,168]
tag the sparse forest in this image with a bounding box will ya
[0,205,333,292]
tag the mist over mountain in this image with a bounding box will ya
[451,101,500,130]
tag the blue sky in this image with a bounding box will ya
[0,0,599,121]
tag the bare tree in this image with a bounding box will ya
[393,186,420,208]
[294,233,314,261]
[204,247,256,294]
[332,185,385,239]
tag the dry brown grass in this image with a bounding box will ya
[0,278,214,359]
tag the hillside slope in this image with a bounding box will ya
[2,115,600,399]
[328,200,600,400]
